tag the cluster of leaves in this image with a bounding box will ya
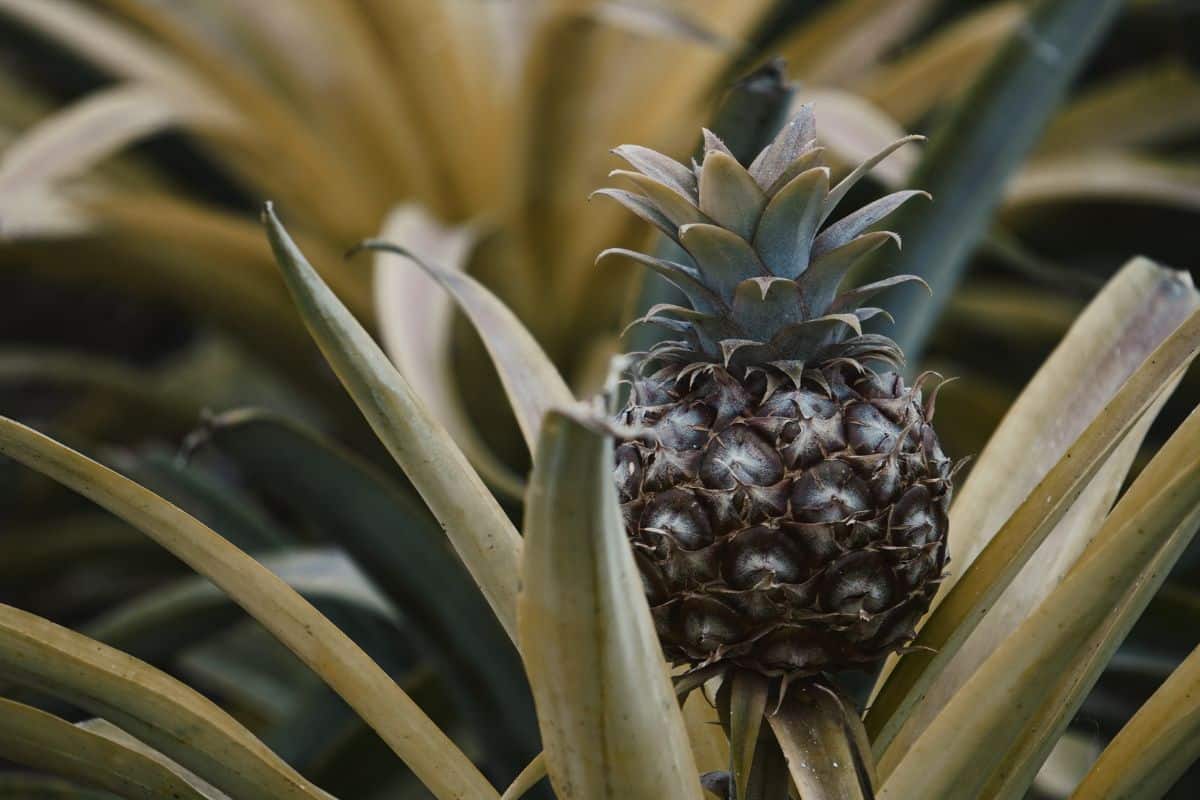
[0,0,1198,797]
[1,198,1199,799]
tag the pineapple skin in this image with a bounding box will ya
[603,106,954,677]
[616,361,951,676]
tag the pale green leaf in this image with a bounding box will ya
[875,258,1200,769]
[371,204,527,499]
[264,203,522,639]
[519,408,703,800]
[866,292,1200,755]
[0,698,211,800]
[0,417,498,800]
[767,684,874,800]
[698,150,767,241]
[0,603,323,799]
[880,403,1200,800]
[361,233,573,456]
[1071,642,1200,800]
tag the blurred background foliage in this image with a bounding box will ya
[0,0,1198,797]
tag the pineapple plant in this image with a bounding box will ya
[0,131,1198,798]
[0,1,1200,795]
[604,106,955,681]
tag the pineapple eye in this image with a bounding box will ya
[823,552,896,614]
[790,460,871,523]
[699,425,784,489]
[641,489,714,550]
[723,526,805,589]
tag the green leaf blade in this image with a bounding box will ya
[866,0,1126,362]
[263,202,522,639]
[519,409,703,800]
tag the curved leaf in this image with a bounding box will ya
[0,603,323,799]
[880,403,1200,799]
[264,203,522,639]
[370,205,527,499]
[1072,642,1200,800]
[0,698,213,800]
[0,416,498,800]
[359,236,573,454]
[196,409,540,771]
[866,300,1200,755]
[519,409,703,800]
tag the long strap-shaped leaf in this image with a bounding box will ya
[355,238,574,453]
[1071,642,1200,800]
[0,603,319,799]
[0,698,212,800]
[197,410,539,770]
[0,417,498,800]
[519,408,703,800]
[729,670,769,800]
[880,403,1200,800]
[866,306,1200,754]
[768,684,875,800]
[864,0,1125,362]
[880,259,1198,767]
[263,203,522,640]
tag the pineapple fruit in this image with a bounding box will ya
[606,106,954,678]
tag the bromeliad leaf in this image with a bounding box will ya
[519,408,703,800]
[0,603,323,799]
[877,258,1200,767]
[0,698,215,800]
[263,203,523,638]
[866,299,1200,756]
[354,236,574,454]
[369,205,527,499]
[1071,641,1200,800]
[768,684,875,800]
[0,416,498,800]
[195,409,539,771]
[880,403,1200,799]
[730,670,769,800]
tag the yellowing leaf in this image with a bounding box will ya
[867,286,1200,756]
[265,204,523,640]
[856,2,1026,125]
[365,209,574,457]
[0,604,323,799]
[520,409,703,800]
[0,418,497,800]
[876,258,1199,771]
[881,403,1200,799]
[372,205,527,499]
[1072,642,1200,800]
[1006,153,1200,212]
[0,698,214,800]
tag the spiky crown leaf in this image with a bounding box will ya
[597,105,928,385]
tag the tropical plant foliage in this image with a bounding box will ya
[0,1,1199,798]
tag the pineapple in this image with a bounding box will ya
[604,106,954,679]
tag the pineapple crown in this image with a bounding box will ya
[596,105,929,387]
